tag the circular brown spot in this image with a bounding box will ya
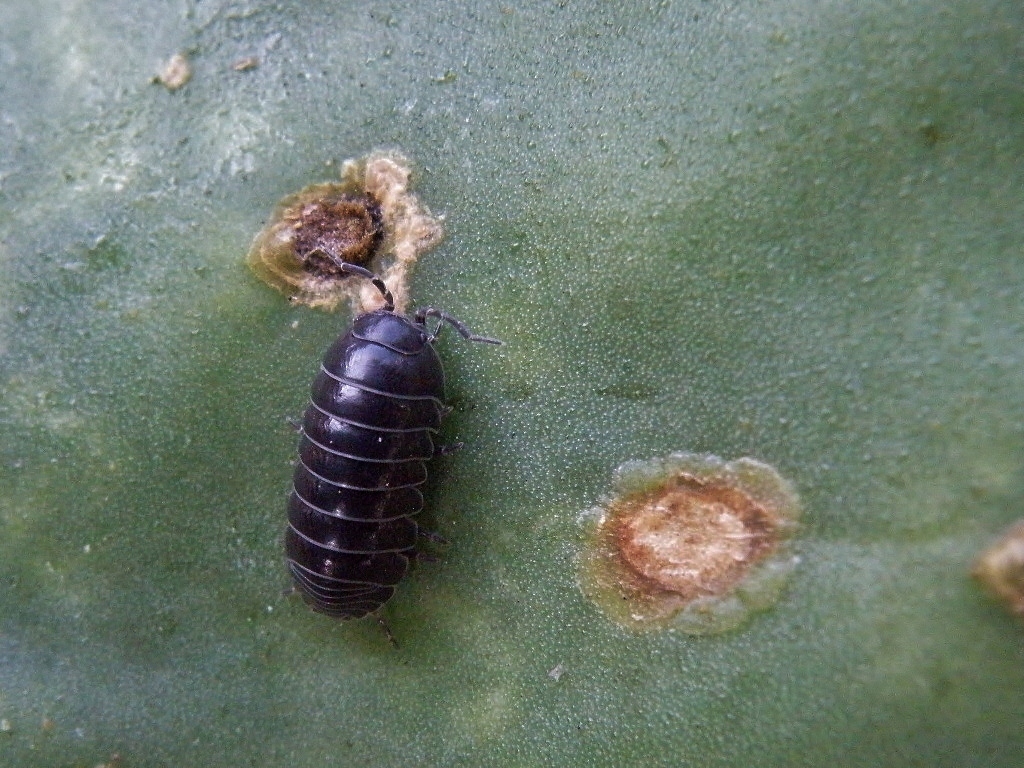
[612,476,780,602]
[578,453,801,634]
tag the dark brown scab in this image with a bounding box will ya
[246,152,443,313]
[247,184,383,309]
[287,194,383,277]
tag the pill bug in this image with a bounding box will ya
[286,255,500,623]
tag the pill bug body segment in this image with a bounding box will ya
[286,259,499,619]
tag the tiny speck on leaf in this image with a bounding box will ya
[155,53,192,91]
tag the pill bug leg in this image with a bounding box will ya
[375,614,398,648]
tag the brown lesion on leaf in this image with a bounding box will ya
[579,453,801,634]
[973,519,1024,617]
[247,151,443,314]
[610,474,782,605]
[286,192,383,277]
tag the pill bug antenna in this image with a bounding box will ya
[306,249,394,312]
[375,613,399,649]
[415,307,503,345]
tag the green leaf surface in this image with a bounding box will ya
[2,1,1022,765]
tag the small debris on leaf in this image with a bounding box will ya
[155,53,192,91]
[232,56,259,72]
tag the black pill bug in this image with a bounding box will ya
[286,255,501,624]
